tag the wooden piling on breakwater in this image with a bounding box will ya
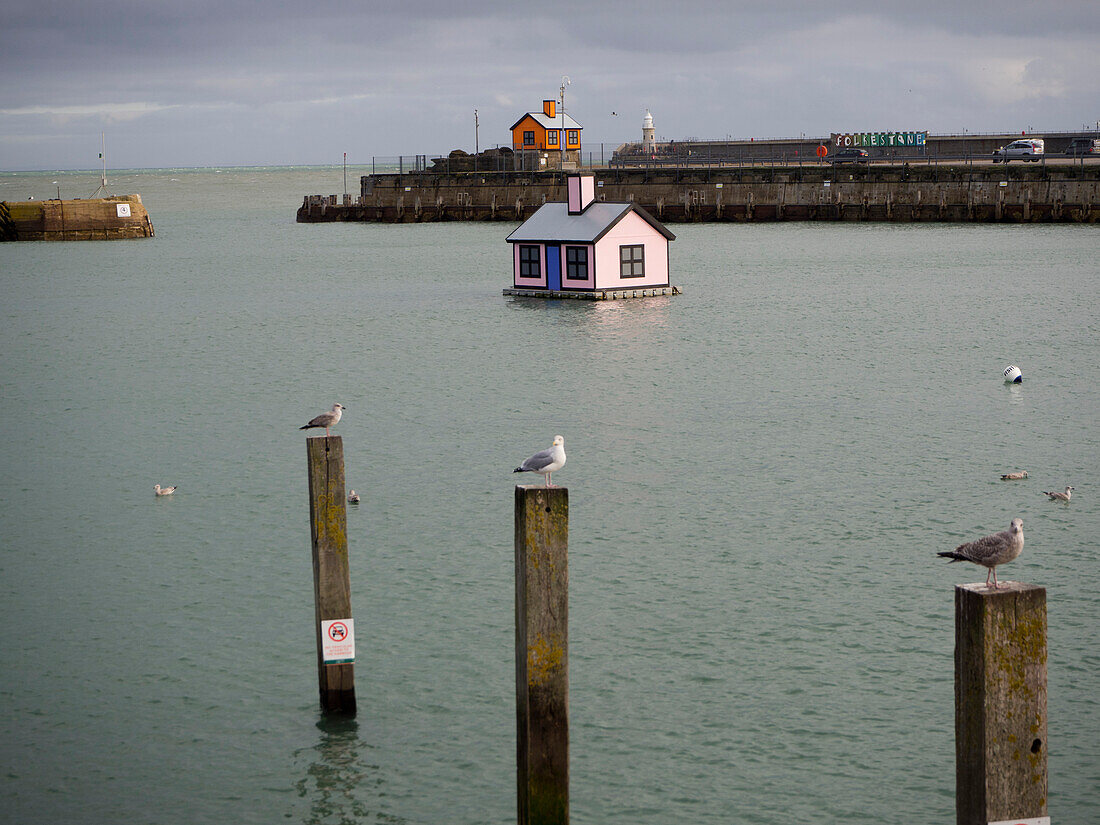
[954,583,1047,825]
[307,436,356,715]
[514,485,569,825]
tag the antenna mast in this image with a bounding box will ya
[90,132,109,197]
[559,76,570,168]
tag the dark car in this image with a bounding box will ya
[830,148,869,164]
[1064,138,1100,156]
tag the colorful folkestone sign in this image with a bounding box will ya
[832,132,928,148]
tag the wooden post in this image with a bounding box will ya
[307,436,356,715]
[954,583,1047,825]
[514,485,569,825]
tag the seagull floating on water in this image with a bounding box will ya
[938,518,1024,589]
[1043,486,1074,502]
[154,484,177,496]
[513,435,566,487]
[1000,470,1028,481]
[348,490,360,504]
[300,403,345,436]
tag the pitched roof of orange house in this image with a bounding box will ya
[509,112,583,132]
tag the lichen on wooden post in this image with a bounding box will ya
[307,435,356,716]
[514,485,569,825]
[954,582,1047,825]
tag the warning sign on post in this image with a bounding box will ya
[321,618,355,665]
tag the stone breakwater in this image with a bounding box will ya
[298,165,1100,224]
[1,194,154,241]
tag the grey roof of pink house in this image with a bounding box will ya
[506,202,675,244]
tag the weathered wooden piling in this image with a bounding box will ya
[954,582,1047,825]
[514,485,569,825]
[307,436,356,715]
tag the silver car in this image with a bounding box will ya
[992,139,1045,163]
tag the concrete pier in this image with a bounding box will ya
[298,165,1100,225]
[1,195,153,241]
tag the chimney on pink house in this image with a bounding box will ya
[567,175,596,214]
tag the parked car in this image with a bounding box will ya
[1064,138,1100,156]
[992,139,1045,163]
[830,148,869,164]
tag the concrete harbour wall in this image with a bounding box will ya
[298,166,1100,225]
[1,195,154,241]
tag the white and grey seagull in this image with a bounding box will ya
[300,403,345,436]
[513,435,566,487]
[153,484,177,496]
[938,518,1024,589]
[1042,485,1074,502]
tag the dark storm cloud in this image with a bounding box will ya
[2,1,1098,169]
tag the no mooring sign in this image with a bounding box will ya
[321,618,355,665]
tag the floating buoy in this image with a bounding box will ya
[1003,365,1022,383]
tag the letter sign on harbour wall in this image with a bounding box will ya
[831,131,928,149]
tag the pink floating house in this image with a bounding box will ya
[504,175,678,300]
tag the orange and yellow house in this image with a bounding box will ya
[510,100,582,167]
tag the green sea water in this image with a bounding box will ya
[1,167,1098,823]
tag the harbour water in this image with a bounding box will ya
[1,167,1098,824]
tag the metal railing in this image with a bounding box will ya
[368,144,628,175]
[605,150,1099,171]
[364,148,1097,177]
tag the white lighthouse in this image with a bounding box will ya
[641,109,656,154]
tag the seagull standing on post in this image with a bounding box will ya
[300,403,345,436]
[937,518,1024,589]
[514,435,566,487]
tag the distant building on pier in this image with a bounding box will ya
[510,100,583,170]
[642,109,656,155]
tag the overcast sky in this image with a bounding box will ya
[2,1,1098,170]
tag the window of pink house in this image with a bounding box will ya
[519,245,540,278]
[565,246,588,280]
[619,244,645,278]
